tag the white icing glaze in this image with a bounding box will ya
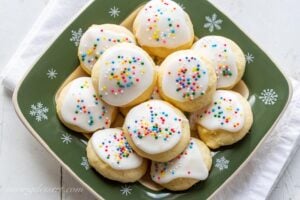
[78,25,136,72]
[192,36,238,88]
[161,51,209,102]
[124,100,187,154]
[91,128,143,170]
[197,90,245,132]
[60,77,115,132]
[151,138,209,184]
[134,0,193,48]
[97,44,155,107]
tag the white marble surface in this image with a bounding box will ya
[0,0,300,199]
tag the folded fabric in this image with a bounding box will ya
[0,0,92,90]
[1,0,299,199]
[213,79,300,199]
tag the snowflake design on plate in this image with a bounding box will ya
[259,89,278,105]
[204,13,223,32]
[120,185,132,196]
[61,133,72,144]
[245,52,254,64]
[70,28,83,46]
[215,156,229,171]
[108,6,120,18]
[46,68,58,79]
[29,102,49,122]
[80,157,90,170]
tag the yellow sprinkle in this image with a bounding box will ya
[152,30,160,40]
[87,49,93,55]
[226,105,233,111]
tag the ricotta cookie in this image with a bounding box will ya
[92,43,157,107]
[123,100,190,162]
[56,77,117,133]
[87,128,148,182]
[158,50,217,112]
[195,90,253,149]
[133,0,194,58]
[78,24,136,74]
[192,36,246,89]
[151,138,212,191]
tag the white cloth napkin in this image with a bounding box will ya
[1,0,300,199]
[0,0,92,90]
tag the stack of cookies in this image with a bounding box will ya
[56,0,253,191]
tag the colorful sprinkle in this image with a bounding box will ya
[127,103,182,141]
[168,56,207,100]
[200,95,242,129]
[98,131,133,164]
[196,38,237,84]
[144,0,182,44]
[100,55,147,97]
[72,81,110,128]
[79,27,134,69]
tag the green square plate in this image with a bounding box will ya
[13,0,292,199]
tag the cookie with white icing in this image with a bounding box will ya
[151,138,212,191]
[92,43,157,107]
[78,24,136,74]
[56,77,117,133]
[123,100,190,162]
[133,0,194,58]
[194,90,253,149]
[87,128,148,183]
[119,86,162,116]
[192,36,246,89]
[158,50,217,112]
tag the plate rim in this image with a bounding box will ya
[12,1,293,199]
